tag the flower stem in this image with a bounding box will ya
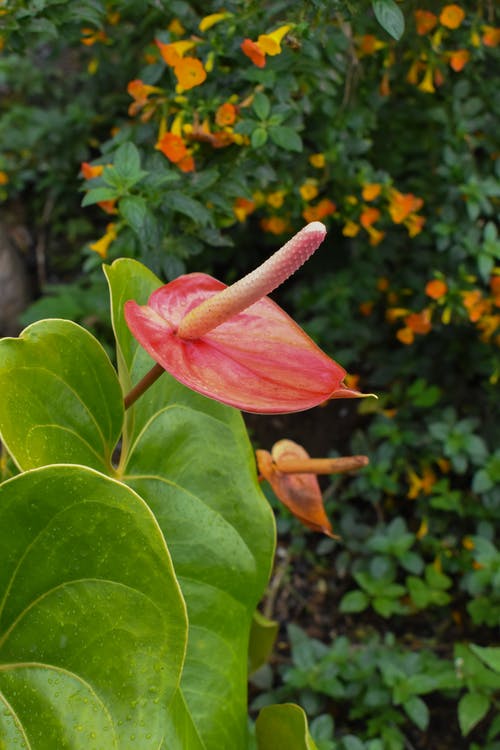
[124,362,165,410]
[177,221,327,340]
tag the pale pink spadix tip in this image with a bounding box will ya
[177,221,327,340]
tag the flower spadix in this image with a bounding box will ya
[256,439,369,537]
[124,222,366,413]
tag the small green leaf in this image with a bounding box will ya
[81,186,117,206]
[252,127,268,148]
[372,0,405,40]
[470,645,500,674]
[253,92,271,120]
[163,192,212,225]
[119,195,149,234]
[458,692,490,736]
[256,704,319,750]
[269,126,303,152]
[113,142,141,180]
[339,590,369,613]
[403,696,429,730]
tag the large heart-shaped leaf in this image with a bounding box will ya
[105,259,276,748]
[0,464,187,749]
[0,320,123,472]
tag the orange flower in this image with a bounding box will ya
[309,153,325,168]
[0,171,8,185]
[358,34,385,55]
[173,57,206,90]
[425,279,448,299]
[490,275,500,305]
[414,10,438,35]
[267,190,286,208]
[482,26,500,47]
[407,466,437,499]
[257,25,292,56]
[81,28,107,46]
[155,132,187,163]
[397,326,415,345]
[406,60,423,85]
[299,180,319,202]
[215,102,237,127]
[360,206,380,228]
[359,301,374,316]
[302,198,336,223]
[155,39,195,66]
[406,308,432,334]
[405,213,426,237]
[89,223,117,259]
[362,183,382,201]
[449,49,470,71]
[379,72,390,97]
[439,4,465,30]
[462,290,489,322]
[377,277,390,292]
[260,216,290,235]
[127,79,160,116]
[388,190,423,223]
[418,66,436,93]
[241,38,266,67]
[81,162,104,179]
[233,197,256,222]
[342,220,360,237]
[98,199,118,215]
[367,227,385,246]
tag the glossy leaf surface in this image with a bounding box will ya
[0,465,187,749]
[0,319,123,473]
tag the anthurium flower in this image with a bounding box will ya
[124,222,369,413]
[256,439,369,536]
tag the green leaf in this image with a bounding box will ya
[119,194,149,234]
[458,692,490,736]
[0,465,187,749]
[372,0,405,41]
[403,696,429,730]
[112,142,142,181]
[81,186,117,206]
[249,610,279,675]
[163,192,212,226]
[470,645,500,674]
[339,590,369,613]
[0,319,123,473]
[104,258,276,748]
[253,92,271,121]
[268,126,303,152]
[252,127,268,148]
[256,704,319,750]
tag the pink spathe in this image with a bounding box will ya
[124,223,366,413]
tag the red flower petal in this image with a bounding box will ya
[124,273,360,413]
